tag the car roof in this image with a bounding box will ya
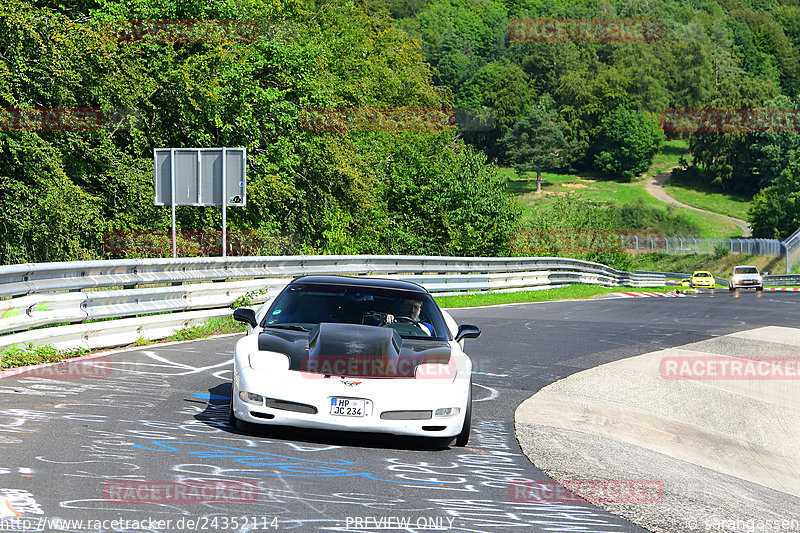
[289,275,429,294]
[733,265,758,270]
[692,271,712,275]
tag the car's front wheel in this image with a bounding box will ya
[757,286,763,291]
[229,390,243,430]
[454,380,472,447]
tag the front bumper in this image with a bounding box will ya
[232,366,471,438]
[730,279,763,289]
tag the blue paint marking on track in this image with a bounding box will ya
[131,440,445,485]
[193,393,230,401]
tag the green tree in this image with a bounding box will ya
[555,65,635,169]
[593,108,664,180]
[500,98,575,192]
[775,5,800,47]
[749,154,800,238]
[688,90,789,195]
[369,133,520,256]
[460,62,533,157]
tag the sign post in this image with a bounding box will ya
[154,147,246,258]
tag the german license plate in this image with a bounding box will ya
[330,398,365,417]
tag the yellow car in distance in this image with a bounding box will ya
[679,278,691,287]
[691,271,715,289]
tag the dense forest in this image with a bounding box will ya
[1,0,799,264]
[387,0,800,237]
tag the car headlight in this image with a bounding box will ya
[239,391,264,405]
[434,407,460,417]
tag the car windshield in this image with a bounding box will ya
[735,267,758,274]
[695,272,711,277]
[263,283,450,340]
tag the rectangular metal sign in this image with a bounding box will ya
[154,147,246,206]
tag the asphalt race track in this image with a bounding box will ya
[1,289,797,533]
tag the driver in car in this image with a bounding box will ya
[386,298,432,335]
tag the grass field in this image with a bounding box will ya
[435,284,674,308]
[643,139,689,178]
[631,252,784,277]
[503,140,744,238]
[664,170,752,221]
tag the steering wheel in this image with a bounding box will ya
[394,316,422,326]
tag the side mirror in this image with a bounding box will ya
[455,324,481,343]
[233,308,257,328]
[764,272,769,276]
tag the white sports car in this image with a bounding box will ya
[229,275,481,446]
[729,265,764,291]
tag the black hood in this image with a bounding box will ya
[257,323,451,377]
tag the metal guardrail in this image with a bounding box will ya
[0,256,661,297]
[0,256,665,352]
[639,270,800,287]
[764,275,800,286]
[637,270,726,286]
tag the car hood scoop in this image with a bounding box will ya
[257,323,452,377]
[305,323,401,377]
[309,322,403,358]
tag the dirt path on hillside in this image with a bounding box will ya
[646,168,752,237]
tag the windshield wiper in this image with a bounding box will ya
[264,324,310,332]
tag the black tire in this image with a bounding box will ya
[229,391,242,430]
[454,380,472,447]
[757,286,763,292]
[729,286,735,292]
